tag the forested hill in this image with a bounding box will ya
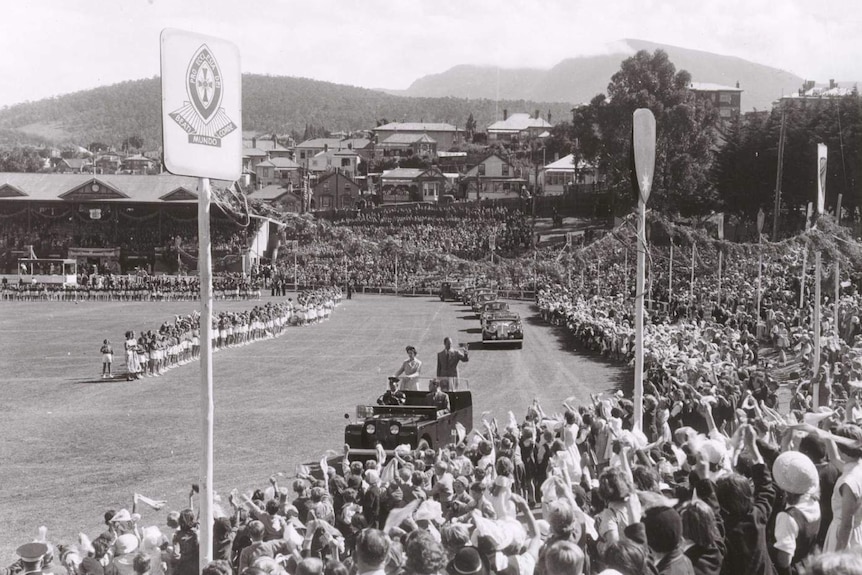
[0,74,572,148]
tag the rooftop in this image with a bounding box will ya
[381,133,437,145]
[374,122,458,132]
[487,113,553,132]
[689,82,743,92]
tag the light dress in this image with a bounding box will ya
[823,459,862,552]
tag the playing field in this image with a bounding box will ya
[0,294,625,562]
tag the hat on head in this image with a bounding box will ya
[446,546,488,575]
[114,534,138,555]
[364,469,379,485]
[773,451,819,495]
[388,376,401,385]
[17,542,48,575]
[643,506,682,553]
[455,476,470,489]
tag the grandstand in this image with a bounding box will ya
[0,173,275,277]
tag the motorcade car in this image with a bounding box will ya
[482,311,524,348]
[439,281,467,302]
[471,291,498,315]
[343,379,473,457]
[478,300,510,324]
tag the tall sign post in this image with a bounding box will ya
[756,209,765,331]
[813,144,827,407]
[161,29,242,570]
[834,194,843,337]
[632,109,656,433]
[716,213,724,306]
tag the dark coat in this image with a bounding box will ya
[718,463,776,575]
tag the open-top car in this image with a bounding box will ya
[482,311,524,347]
[478,300,510,323]
[344,379,473,457]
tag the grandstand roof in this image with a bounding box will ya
[0,173,231,204]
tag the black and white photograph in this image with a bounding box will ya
[1,1,862,575]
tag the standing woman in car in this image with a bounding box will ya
[394,345,422,391]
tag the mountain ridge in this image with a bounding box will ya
[402,39,808,111]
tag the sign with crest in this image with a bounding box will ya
[161,29,241,180]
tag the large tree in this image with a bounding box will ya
[713,92,862,226]
[573,49,719,216]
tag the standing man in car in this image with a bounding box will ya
[436,337,468,390]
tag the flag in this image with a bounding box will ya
[295,463,311,477]
[455,422,466,444]
[376,443,387,466]
[384,499,420,533]
[134,493,167,511]
[817,143,827,214]
[320,456,329,490]
[380,457,399,484]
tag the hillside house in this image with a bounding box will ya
[689,82,743,121]
[461,153,526,200]
[255,157,302,188]
[376,133,438,160]
[378,167,448,204]
[540,154,600,195]
[247,184,301,212]
[373,123,462,151]
[487,112,553,141]
[121,154,156,174]
[311,171,361,211]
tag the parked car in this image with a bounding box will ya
[482,311,523,348]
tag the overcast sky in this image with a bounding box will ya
[1,0,859,108]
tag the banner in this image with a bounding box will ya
[68,247,121,258]
[817,143,827,215]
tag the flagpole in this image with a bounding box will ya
[689,244,696,318]
[756,209,765,335]
[799,202,812,309]
[198,176,214,568]
[668,241,673,309]
[834,194,843,337]
[813,143,828,408]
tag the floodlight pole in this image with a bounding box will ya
[799,203,812,309]
[198,177,215,569]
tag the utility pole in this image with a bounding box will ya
[772,108,787,239]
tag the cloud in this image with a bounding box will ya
[0,0,859,107]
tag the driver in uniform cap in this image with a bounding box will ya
[8,542,49,575]
[377,377,406,406]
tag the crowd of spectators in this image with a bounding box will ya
[7,374,862,575]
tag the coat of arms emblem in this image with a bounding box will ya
[169,44,237,147]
